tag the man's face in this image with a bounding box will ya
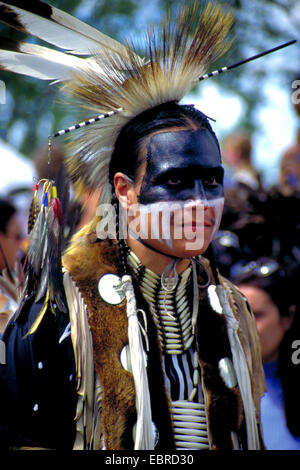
[238,284,292,363]
[126,127,224,258]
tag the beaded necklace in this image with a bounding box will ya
[127,250,210,449]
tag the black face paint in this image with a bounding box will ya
[138,128,224,205]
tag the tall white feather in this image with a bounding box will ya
[121,274,154,450]
[0,1,233,197]
[0,39,89,80]
[216,284,261,450]
[0,1,143,60]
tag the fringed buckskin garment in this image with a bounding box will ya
[0,234,265,450]
[61,236,265,450]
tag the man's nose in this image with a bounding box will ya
[193,179,208,204]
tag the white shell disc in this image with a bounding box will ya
[120,345,132,372]
[98,273,125,305]
[120,345,148,372]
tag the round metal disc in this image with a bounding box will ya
[98,273,125,305]
[120,345,132,372]
[120,345,148,372]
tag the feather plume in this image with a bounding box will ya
[0,1,143,59]
[27,189,48,278]
[27,287,49,335]
[46,193,67,313]
[0,0,143,81]
[28,184,39,233]
[19,179,67,333]
[0,1,232,196]
[0,36,90,80]
[63,1,233,195]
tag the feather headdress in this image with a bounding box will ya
[63,1,234,199]
[0,1,296,199]
[0,0,233,197]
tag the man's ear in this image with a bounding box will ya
[114,172,134,209]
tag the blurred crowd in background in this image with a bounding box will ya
[213,94,300,449]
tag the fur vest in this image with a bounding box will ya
[63,236,265,450]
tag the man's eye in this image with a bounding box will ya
[166,177,184,186]
[203,176,218,186]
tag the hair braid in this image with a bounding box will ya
[112,192,129,277]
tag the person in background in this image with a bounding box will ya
[277,129,300,197]
[222,131,263,192]
[0,199,24,334]
[233,261,300,450]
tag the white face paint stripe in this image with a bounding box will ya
[127,197,224,250]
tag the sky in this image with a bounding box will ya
[183,78,298,188]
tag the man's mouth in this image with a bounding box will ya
[184,220,214,232]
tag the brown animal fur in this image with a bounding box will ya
[63,236,264,449]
